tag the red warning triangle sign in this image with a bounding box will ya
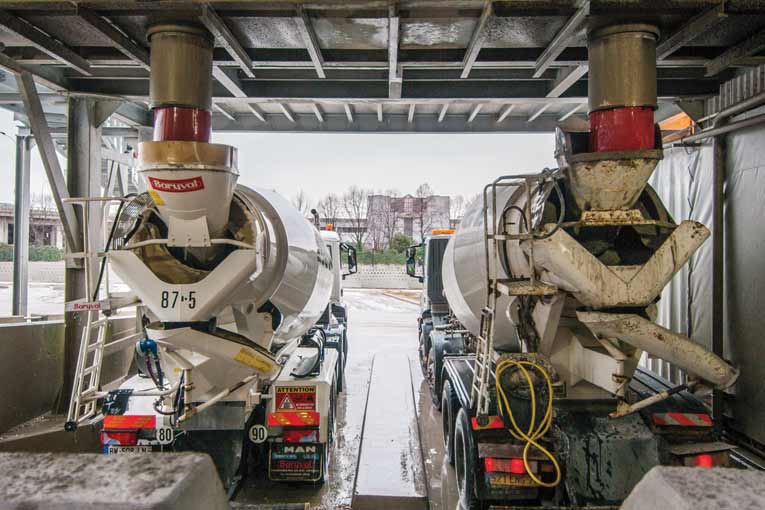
[279,394,296,410]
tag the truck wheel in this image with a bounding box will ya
[427,345,441,410]
[336,348,345,394]
[441,379,459,466]
[342,329,348,369]
[419,330,430,378]
[455,408,480,510]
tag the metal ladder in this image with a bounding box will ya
[64,197,125,430]
[66,315,109,429]
[471,307,496,421]
[470,171,561,423]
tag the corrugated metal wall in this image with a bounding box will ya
[650,121,765,445]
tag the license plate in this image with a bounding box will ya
[106,445,153,454]
[488,472,537,487]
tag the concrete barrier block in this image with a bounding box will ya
[622,466,765,510]
[0,452,229,510]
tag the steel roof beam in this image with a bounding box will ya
[344,103,354,122]
[112,102,151,127]
[533,1,589,78]
[528,103,551,122]
[438,103,448,122]
[279,103,296,122]
[388,3,402,98]
[496,104,515,122]
[0,10,91,76]
[201,5,255,78]
[657,4,728,60]
[0,51,68,92]
[706,28,765,76]
[211,112,561,133]
[467,103,482,122]
[295,6,326,79]
[547,64,589,98]
[77,8,150,70]
[312,103,325,122]
[212,66,247,98]
[247,103,266,122]
[461,0,492,79]
[559,103,582,121]
[214,103,236,121]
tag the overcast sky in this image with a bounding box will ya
[0,109,557,208]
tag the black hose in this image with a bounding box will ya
[91,199,126,302]
[534,178,566,240]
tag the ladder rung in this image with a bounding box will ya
[86,341,105,352]
[80,388,99,398]
[82,366,98,376]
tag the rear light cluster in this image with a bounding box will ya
[696,454,714,468]
[282,429,319,443]
[484,457,538,474]
[267,411,320,427]
[100,430,138,446]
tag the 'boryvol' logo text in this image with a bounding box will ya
[149,176,205,193]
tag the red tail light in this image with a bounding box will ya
[282,429,319,443]
[484,457,534,474]
[267,411,320,427]
[696,454,714,468]
[100,430,138,446]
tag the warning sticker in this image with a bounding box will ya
[234,348,275,373]
[275,386,316,412]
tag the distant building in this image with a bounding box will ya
[0,203,64,249]
[366,193,451,246]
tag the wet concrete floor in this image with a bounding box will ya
[236,289,459,509]
[0,289,458,510]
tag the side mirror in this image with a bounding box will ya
[340,243,357,279]
[406,244,424,282]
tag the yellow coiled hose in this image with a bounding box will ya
[494,358,562,488]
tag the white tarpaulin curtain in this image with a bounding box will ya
[650,123,765,445]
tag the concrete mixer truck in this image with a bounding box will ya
[63,22,355,488]
[412,23,740,510]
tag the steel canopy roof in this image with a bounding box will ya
[0,0,763,132]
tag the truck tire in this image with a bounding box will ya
[336,347,344,394]
[455,407,480,510]
[441,379,459,466]
[427,345,441,410]
[419,329,430,378]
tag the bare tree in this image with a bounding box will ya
[380,189,401,249]
[291,189,310,215]
[342,185,368,249]
[450,195,466,220]
[414,183,434,241]
[32,191,55,212]
[317,193,341,229]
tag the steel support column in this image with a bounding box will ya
[18,71,81,251]
[12,135,32,317]
[60,97,103,411]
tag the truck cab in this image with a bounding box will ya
[406,230,462,408]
